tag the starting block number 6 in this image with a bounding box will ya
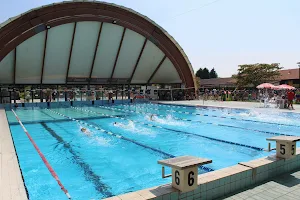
[174,170,195,186]
[158,156,212,192]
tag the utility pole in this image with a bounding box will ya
[297,62,300,88]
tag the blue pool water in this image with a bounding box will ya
[6,103,300,200]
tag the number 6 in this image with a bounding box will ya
[188,171,194,186]
[175,170,180,185]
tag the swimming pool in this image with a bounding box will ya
[6,103,300,200]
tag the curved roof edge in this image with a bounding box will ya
[0,0,196,88]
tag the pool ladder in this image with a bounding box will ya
[264,143,276,152]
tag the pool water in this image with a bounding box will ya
[6,103,300,200]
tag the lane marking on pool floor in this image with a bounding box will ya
[40,122,113,197]
[99,105,294,138]
[11,109,72,199]
[44,109,214,172]
[71,106,264,151]
[125,103,300,128]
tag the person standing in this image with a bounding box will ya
[287,89,295,110]
[52,89,57,101]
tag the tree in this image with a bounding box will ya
[195,67,218,79]
[209,68,218,78]
[233,63,282,88]
[195,68,203,78]
[202,68,210,79]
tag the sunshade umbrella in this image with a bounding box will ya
[256,83,275,89]
[276,84,295,90]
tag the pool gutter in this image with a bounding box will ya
[104,149,300,200]
[0,108,28,200]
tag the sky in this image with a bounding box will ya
[1,0,299,77]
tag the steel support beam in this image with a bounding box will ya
[147,55,166,84]
[13,48,16,84]
[110,27,126,80]
[129,38,147,84]
[89,22,103,83]
[65,22,77,84]
[40,29,48,84]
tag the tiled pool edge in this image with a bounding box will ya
[155,100,300,114]
[0,98,148,110]
[104,151,300,200]
[0,109,28,200]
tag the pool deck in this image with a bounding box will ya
[157,100,300,113]
[0,108,28,200]
[220,169,300,200]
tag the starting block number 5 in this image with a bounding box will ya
[280,143,295,156]
[276,141,296,159]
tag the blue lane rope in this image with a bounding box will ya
[131,103,300,128]
[72,106,264,151]
[45,108,214,172]
[113,105,294,137]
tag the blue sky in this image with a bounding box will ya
[1,0,299,77]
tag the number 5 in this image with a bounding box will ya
[291,145,295,155]
[280,144,285,155]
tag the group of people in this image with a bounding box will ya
[157,90,195,101]
[265,89,296,110]
[202,89,256,101]
[201,88,299,106]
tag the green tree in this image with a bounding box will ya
[196,67,218,79]
[209,68,218,78]
[195,68,203,78]
[201,68,210,79]
[233,63,282,88]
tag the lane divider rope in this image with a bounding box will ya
[71,107,264,151]
[44,108,214,172]
[116,105,294,137]
[128,103,300,128]
[11,109,71,199]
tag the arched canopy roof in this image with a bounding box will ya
[0,0,195,87]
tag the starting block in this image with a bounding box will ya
[267,136,300,159]
[158,156,212,192]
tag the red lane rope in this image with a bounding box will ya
[11,109,71,199]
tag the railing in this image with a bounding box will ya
[0,87,196,104]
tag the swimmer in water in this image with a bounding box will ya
[81,127,91,136]
[113,122,126,128]
[150,114,155,121]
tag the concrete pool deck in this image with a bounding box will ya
[158,100,300,113]
[220,169,300,200]
[0,108,28,200]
